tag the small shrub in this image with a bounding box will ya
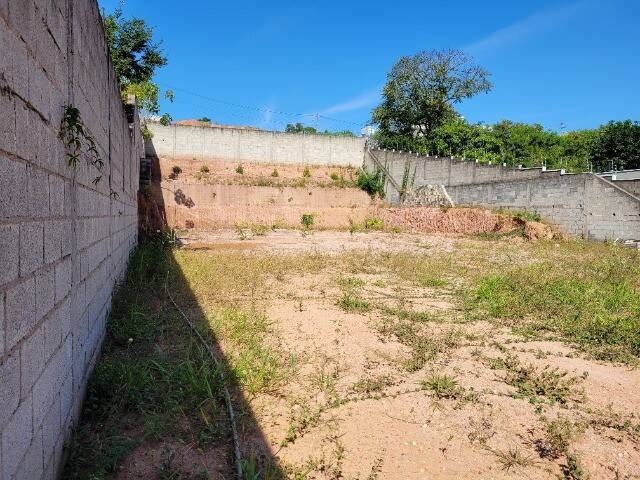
[357,168,385,198]
[171,165,182,176]
[337,293,371,313]
[564,453,589,480]
[421,373,462,399]
[538,416,584,459]
[271,168,279,178]
[200,165,210,173]
[302,166,311,178]
[330,172,340,181]
[351,374,394,394]
[301,213,314,230]
[364,218,384,231]
[513,210,542,223]
[250,224,269,236]
[234,223,249,240]
[141,124,153,140]
[235,164,244,175]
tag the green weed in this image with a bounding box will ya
[473,252,640,362]
[421,373,463,400]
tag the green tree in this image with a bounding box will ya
[590,120,640,171]
[285,123,318,134]
[103,7,168,115]
[372,49,492,143]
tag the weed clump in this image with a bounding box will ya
[473,252,640,362]
[301,213,315,231]
[421,373,463,400]
[169,165,182,179]
[357,168,385,198]
[235,164,244,174]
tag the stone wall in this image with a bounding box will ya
[146,122,367,167]
[366,149,640,241]
[0,1,142,479]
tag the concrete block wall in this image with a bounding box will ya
[366,149,640,241]
[0,1,142,479]
[146,122,367,167]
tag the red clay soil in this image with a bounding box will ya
[379,207,518,235]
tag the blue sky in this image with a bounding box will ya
[99,0,639,134]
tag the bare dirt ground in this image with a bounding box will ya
[167,230,640,479]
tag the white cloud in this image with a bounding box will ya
[465,1,589,56]
[321,88,381,115]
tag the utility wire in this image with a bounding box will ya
[158,82,365,128]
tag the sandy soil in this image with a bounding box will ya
[175,230,640,479]
[115,230,639,479]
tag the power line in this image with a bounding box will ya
[157,82,365,128]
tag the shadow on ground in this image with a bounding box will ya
[62,156,283,479]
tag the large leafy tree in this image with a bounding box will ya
[103,7,170,116]
[372,49,492,141]
[590,120,640,171]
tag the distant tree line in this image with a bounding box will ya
[285,123,355,137]
[371,49,639,172]
[376,118,640,172]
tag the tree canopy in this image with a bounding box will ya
[373,116,639,173]
[371,49,638,173]
[103,7,169,116]
[372,49,492,139]
[285,123,355,137]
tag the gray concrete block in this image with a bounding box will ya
[32,336,70,430]
[5,277,36,351]
[44,220,63,265]
[0,224,19,287]
[0,293,3,358]
[0,155,27,218]
[48,175,65,217]
[20,222,44,277]
[1,394,33,480]
[0,350,20,427]
[35,265,55,321]
[20,326,45,399]
[54,257,71,303]
[41,396,61,471]
[15,426,44,480]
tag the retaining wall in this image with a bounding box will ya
[614,180,640,197]
[146,122,367,167]
[366,149,640,241]
[158,182,374,230]
[0,1,142,479]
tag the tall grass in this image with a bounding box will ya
[63,238,228,478]
[472,247,640,362]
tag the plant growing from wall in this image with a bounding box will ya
[59,105,104,185]
[357,168,386,199]
[301,213,315,230]
[235,164,244,175]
